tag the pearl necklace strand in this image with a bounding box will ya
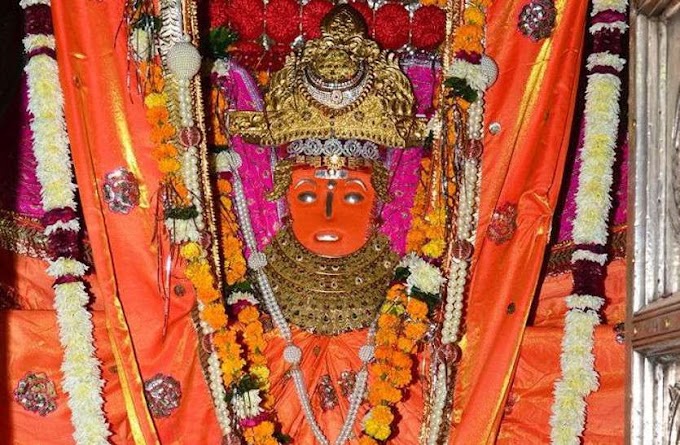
[424,95,484,443]
[226,152,375,445]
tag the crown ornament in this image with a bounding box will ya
[228,5,426,149]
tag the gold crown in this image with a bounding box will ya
[228,5,426,148]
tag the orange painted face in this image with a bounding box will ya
[287,165,376,258]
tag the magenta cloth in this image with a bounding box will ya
[379,147,423,254]
[0,75,44,218]
[401,55,439,117]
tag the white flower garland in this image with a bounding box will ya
[550,1,626,443]
[22,1,110,442]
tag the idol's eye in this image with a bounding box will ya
[297,191,317,203]
[344,192,364,204]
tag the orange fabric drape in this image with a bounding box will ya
[497,259,627,443]
[451,0,588,443]
[51,2,222,443]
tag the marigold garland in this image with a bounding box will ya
[359,272,437,443]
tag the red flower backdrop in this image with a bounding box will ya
[208,0,446,72]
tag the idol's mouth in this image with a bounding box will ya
[315,232,341,242]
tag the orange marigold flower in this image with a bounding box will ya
[374,345,394,361]
[146,106,169,124]
[213,329,237,349]
[371,405,395,424]
[202,303,228,330]
[196,286,221,305]
[388,367,411,388]
[152,143,178,160]
[390,350,412,369]
[386,284,406,301]
[397,336,416,353]
[378,313,400,330]
[375,328,398,346]
[226,259,247,285]
[404,321,429,340]
[158,157,181,174]
[406,298,428,320]
[244,320,264,338]
[358,436,379,445]
[367,380,402,405]
[369,362,389,380]
[217,178,233,195]
[238,306,260,324]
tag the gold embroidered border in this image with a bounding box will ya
[0,209,48,259]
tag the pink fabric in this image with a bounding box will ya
[379,147,423,255]
[0,76,44,217]
[401,55,439,117]
[222,62,281,251]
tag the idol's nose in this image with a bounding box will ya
[325,180,337,219]
[325,189,334,219]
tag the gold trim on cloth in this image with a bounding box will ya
[0,209,48,258]
[262,227,399,335]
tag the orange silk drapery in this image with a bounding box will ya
[51,1,222,443]
[451,0,588,443]
[46,0,590,443]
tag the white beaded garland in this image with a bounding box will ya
[247,251,268,271]
[480,55,499,89]
[358,345,375,363]
[283,344,302,365]
[167,40,202,80]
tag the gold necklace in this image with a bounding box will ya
[262,227,399,335]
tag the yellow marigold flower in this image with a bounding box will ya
[180,242,202,261]
[422,238,446,259]
[251,365,270,383]
[144,93,166,109]
[464,6,485,26]
[158,157,181,174]
[365,417,391,441]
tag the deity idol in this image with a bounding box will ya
[217,5,449,444]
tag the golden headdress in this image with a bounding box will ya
[228,5,426,148]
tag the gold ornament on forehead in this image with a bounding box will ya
[228,5,427,148]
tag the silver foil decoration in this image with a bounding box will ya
[102,168,140,214]
[144,373,182,418]
[518,0,557,42]
[14,372,58,416]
